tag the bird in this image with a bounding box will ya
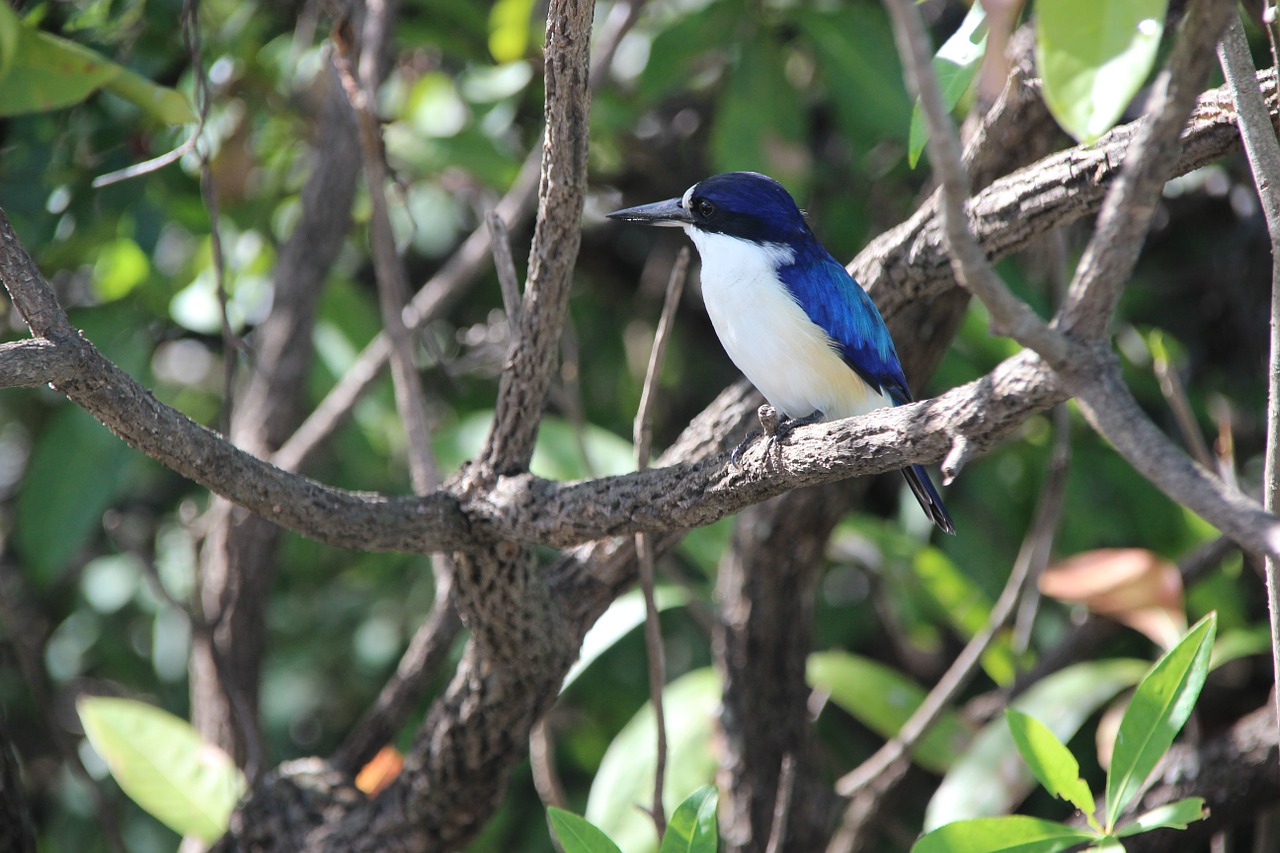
[608,171,954,535]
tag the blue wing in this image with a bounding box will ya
[777,251,913,405]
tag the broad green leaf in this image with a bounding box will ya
[926,659,1148,830]
[808,651,972,774]
[586,669,721,853]
[548,808,624,853]
[1005,710,1096,824]
[0,29,120,115]
[1035,0,1168,142]
[912,815,1095,853]
[78,697,245,841]
[908,2,988,167]
[660,786,718,853]
[1104,613,1216,830]
[1114,796,1207,837]
[0,16,192,122]
[562,587,689,693]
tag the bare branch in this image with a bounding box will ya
[1218,8,1280,752]
[271,151,542,474]
[0,338,81,388]
[338,0,438,495]
[479,0,594,476]
[1057,0,1235,340]
[488,211,523,325]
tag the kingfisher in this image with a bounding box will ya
[608,171,954,534]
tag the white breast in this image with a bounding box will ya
[685,228,887,421]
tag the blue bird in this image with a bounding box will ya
[609,171,954,534]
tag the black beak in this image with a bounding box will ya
[606,197,691,227]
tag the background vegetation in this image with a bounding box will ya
[0,0,1277,850]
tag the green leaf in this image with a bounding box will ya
[104,64,196,125]
[908,2,987,168]
[1104,614,1216,830]
[586,669,721,853]
[912,815,1095,853]
[808,651,972,773]
[78,697,245,841]
[0,29,121,115]
[562,587,689,693]
[1114,797,1208,837]
[1035,0,1168,142]
[660,786,718,853]
[1005,710,1097,824]
[926,659,1148,830]
[548,808,624,853]
[0,17,192,122]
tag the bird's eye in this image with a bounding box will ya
[694,198,715,219]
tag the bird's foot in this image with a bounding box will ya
[730,429,762,467]
[764,409,824,455]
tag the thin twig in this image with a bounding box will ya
[630,248,690,840]
[881,0,1069,366]
[336,1,438,495]
[529,718,569,810]
[93,0,208,188]
[270,150,541,473]
[1218,10,1280,754]
[488,211,523,326]
[635,248,690,465]
[1152,338,1216,470]
[834,422,1066,796]
[764,753,797,853]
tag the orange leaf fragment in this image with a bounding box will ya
[355,746,404,798]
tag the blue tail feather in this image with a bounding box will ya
[902,464,954,535]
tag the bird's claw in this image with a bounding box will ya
[730,429,762,467]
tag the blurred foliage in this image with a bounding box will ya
[0,0,1277,850]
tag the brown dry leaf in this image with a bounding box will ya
[355,745,404,798]
[1039,548,1186,649]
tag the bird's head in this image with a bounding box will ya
[608,172,810,247]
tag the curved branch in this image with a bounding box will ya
[3,69,1278,560]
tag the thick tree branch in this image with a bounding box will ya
[0,337,81,388]
[3,72,1278,560]
[855,68,1279,324]
[479,0,593,476]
